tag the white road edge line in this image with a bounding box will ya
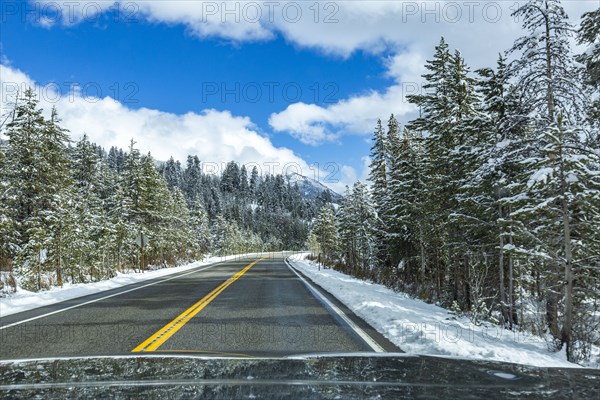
[0,261,230,331]
[284,258,385,353]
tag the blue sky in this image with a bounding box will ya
[1,0,596,191]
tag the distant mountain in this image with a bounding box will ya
[286,172,343,203]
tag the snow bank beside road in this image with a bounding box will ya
[288,253,578,368]
[0,253,264,317]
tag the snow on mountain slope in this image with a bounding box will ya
[286,172,342,202]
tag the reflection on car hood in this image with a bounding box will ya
[0,354,598,399]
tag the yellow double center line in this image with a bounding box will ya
[132,257,265,353]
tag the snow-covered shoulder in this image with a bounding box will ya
[288,253,583,369]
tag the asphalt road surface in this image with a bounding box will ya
[0,254,399,360]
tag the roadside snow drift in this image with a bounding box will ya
[288,253,578,368]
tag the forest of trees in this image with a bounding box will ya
[0,88,336,294]
[1,0,598,366]
[309,1,599,363]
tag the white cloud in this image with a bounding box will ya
[269,48,426,145]
[30,1,595,57]
[31,0,275,39]
[359,156,372,182]
[0,63,355,193]
[37,15,56,28]
[15,1,597,178]
[267,1,596,145]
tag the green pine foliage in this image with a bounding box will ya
[577,7,600,124]
[0,90,328,294]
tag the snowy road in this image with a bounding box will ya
[0,255,398,359]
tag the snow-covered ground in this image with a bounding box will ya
[0,253,265,317]
[288,253,592,368]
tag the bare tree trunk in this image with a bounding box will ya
[508,210,517,328]
[37,258,41,292]
[544,1,555,122]
[436,248,442,299]
[451,248,460,305]
[56,232,63,287]
[419,225,426,283]
[546,262,561,339]
[465,253,472,311]
[559,142,574,360]
[499,227,509,327]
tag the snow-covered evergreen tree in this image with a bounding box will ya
[386,128,429,291]
[108,184,136,272]
[338,182,377,277]
[189,200,211,257]
[509,0,586,125]
[458,55,532,327]
[163,156,183,191]
[406,39,482,307]
[577,7,600,124]
[368,119,389,270]
[183,155,202,205]
[249,166,259,201]
[311,204,339,265]
[506,117,600,360]
[5,92,75,289]
[0,133,15,268]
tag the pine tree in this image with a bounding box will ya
[312,204,339,265]
[577,7,600,124]
[506,117,600,360]
[163,156,183,191]
[338,182,377,277]
[406,39,455,289]
[189,200,210,257]
[463,55,531,327]
[407,37,452,135]
[221,161,240,193]
[383,114,415,277]
[406,39,481,307]
[0,141,16,281]
[369,119,387,214]
[505,1,598,362]
[5,88,47,245]
[239,164,249,199]
[41,108,76,286]
[368,119,389,272]
[108,183,136,272]
[5,92,75,289]
[383,114,401,231]
[183,155,202,204]
[249,166,259,201]
[509,0,586,125]
[163,187,193,264]
[337,186,355,271]
[70,134,109,283]
[386,128,429,291]
[213,214,234,256]
[138,153,184,267]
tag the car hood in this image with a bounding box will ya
[0,353,598,399]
